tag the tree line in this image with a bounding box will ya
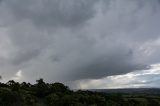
[0,78,160,106]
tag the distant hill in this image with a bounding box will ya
[89,88,160,94]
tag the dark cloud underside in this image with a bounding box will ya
[0,0,160,84]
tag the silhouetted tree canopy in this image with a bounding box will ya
[0,78,160,106]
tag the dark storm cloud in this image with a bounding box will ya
[0,0,97,66]
[11,49,40,65]
[73,63,160,89]
[3,0,97,28]
[67,44,145,80]
[0,0,160,84]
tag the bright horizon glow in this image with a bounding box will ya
[73,63,160,89]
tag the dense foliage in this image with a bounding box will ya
[0,79,160,106]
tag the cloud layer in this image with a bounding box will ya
[73,63,160,89]
[0,0,160,87]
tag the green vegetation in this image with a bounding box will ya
[0,79,160,106]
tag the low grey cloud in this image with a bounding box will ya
[2,0,97,28]
[0,0,160,87]
[72,63,160,89]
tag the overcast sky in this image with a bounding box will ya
[1,0,160,89]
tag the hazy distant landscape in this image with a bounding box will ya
[90,88,160,94]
